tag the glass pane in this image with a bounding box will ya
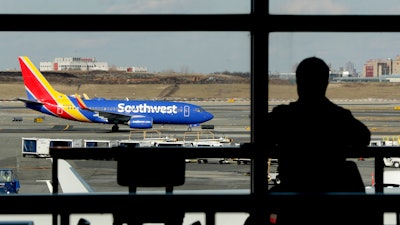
[2,32,249,74]
[269,32,400,76]
[0,31,251,195]
[269,0,400,15]
[0,0,250,14]
[269,32,400,193]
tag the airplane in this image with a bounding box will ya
[17,56,214,132]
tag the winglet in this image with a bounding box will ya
[82,93,90,100]
[75,94,89,110]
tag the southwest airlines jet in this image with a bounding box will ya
[17,56,214,132]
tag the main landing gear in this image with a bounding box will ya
[112,124,119,132]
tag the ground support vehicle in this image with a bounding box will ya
[383,157,400,168]
[268,172,280,185]
[22,137,83,158]
[234,158,251,165]
[0,169,20,194]
[370,138,400,168]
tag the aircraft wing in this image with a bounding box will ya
[40,159,94,193]
[96,111,132,123]
[74,94,131,123]
[45,156,250,225]
[80,106,132,123]
[56,159,94,193]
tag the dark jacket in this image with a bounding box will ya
[267,98,370,192]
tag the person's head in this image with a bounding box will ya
[296,57,330,100]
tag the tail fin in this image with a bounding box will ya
[18,56,61,104]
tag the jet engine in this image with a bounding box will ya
[128,116,153,129]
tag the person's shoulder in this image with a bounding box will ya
[330,102,352,114]
[326,102,359,121]
[271,105,289,115]
[271,102,297,112]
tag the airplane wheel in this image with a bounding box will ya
[112,125,119,132]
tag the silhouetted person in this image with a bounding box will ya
[263,57,372,224]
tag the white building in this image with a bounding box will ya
[125,66,148,73]
[39,57,109,71]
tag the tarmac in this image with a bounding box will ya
[0,100,391,194]
[0,101,252,194]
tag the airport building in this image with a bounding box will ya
[40,57,108,72]
[273,56,400,82]
[39,57,148,73]
[363,56,400,77]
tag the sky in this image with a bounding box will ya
[268,0,400,74]
[0,32,250,74]
[1,1,400,74]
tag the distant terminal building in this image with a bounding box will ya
[363,56,400,78]
[273,56,400,82]
[113,66,148,73]
[40,57,108,72]
[39,57,147,73]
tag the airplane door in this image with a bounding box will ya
[57,106,63,115]
[184,105,190,117]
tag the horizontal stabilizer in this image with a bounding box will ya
[16,97,42,105]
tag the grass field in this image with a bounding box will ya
[0,82,251,100]
[2,81,400,101]
[270,82,400,101]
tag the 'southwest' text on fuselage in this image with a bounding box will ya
[117,103,178,114]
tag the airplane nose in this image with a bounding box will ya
[205,112,214,121]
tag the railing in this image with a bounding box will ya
[47,145,397,225]
[0,144,395,225]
